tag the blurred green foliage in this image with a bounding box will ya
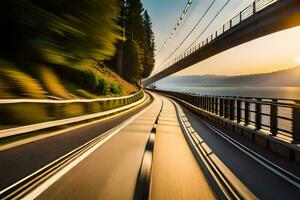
[110,84,122,95]
[97,79,110,95]
[0,0,149,99]
[0,0,122,69]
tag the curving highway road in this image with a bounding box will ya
[0,91,299,199]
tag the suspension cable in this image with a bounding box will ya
[156,0,218,69]
[157,0,193,54]
[184,0,231,52]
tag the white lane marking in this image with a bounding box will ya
[0,95,153,197]
[21,100,156,200]
[198,118,300,189]
[0,94,149,152]
[0,93,146,139]
[0,95,158,199]
[0,90,143,104]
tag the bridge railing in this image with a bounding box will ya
[161,0,279,71]
[153,89,300,143]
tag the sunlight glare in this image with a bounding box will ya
[295,56,300,64]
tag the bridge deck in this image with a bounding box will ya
[150,96,215,200]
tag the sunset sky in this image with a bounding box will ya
[142,0,300,76]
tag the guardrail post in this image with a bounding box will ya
[194,95,197,107]
[211,97,214,113]
[199,96,202,109]
[207,96,210,111]
[239,11,242,22]
[212,97,215,114]
[292,104,300,143]
[207,97,210,112]
[245,101,250,126]
[253,1,256,14]
[209,97,213,112]
[237,100,241,123]
[220,98,224,117]
[215,97,219,115]
[270,100,278,135]
[210,97,213,113]
[224,99,229,118]
[255,99,262,130]
[229,99,235,120]
[230,19,232,28]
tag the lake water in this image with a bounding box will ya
[156,86,300,100]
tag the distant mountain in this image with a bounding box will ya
[156,66,300,87]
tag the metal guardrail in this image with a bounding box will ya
[157,0,278,74]
[153,89,300,142]
[0,90,144,128]
[0,92,146,139]
[0,90,143,104]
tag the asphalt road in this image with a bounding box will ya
[22,93,216,200]
[2,92,300,199]
[149,96,215,200]
[33,92,163,200]
[0,94,152,190]
[180,105,300,199]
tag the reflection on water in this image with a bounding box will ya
[157,86,300,100]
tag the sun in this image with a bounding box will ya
[295,56,300,64]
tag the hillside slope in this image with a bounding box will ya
[0,61,137,99]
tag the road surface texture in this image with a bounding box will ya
[149,96,216,200]
[32,93,163,199]
[0,94,152,190]
[2,91,299,199]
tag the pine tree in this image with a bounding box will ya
[126,0,144,45]
[107,0,126,75]
[107,0,155,82]
[123,38,142,83]
[142,10,155,78]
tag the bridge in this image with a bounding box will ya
[0,0,300,199]
[143,0,300,86]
